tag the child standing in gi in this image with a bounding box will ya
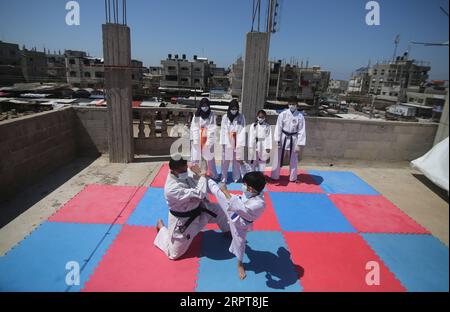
[270,97,306,182]
[220,99,246,183]
[248,110,272,172]
[207,162,266,280]
[190,98,219,180]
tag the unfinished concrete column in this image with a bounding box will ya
[434,92,449,146]
[102,23,134,163]
[241,32,270,122]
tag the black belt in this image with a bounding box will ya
[280,130,298,167]
[231,212,253,224]
[170,205,217,234]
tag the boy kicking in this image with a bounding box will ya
[207,161,266,280]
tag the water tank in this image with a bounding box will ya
[168,54,172,59]
[193,55,197,60]
[175,54,179,59]
[182,54,186,60]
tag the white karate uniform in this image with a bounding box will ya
[207,163,266,261]
[248,121,273,172]
[154,170,229,260]
[190,112,219,179]
[271,109,306,181]
[220,114,246,183]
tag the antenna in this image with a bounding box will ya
[392,34,400,62]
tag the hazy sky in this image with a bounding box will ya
[0,0,448,80]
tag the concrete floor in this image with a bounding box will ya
[0,155,448,257]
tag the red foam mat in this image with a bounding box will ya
[82,225,201,292]
[328,194,430,234]
[150,164,169,188]
[265,169,324,193]
[283,232,406,292]
[48,185,146,224]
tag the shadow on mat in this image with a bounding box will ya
[267,174,324,187]
[244,246,303,290]
[200,231,303,289]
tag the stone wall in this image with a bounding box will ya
[298,117,437,161]
[73,107,108,155]
[0,107,77,201]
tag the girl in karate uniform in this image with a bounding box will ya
[190,98,219,180]
[220,99,246,183]
[248,110,272,172]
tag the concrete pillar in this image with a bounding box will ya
[241,32,270,122]
[102,23,134,163]
[434,92,449,146]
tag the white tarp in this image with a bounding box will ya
[411,137,449,192]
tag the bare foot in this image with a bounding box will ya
[156,219,164,233]
[238,262,247,280]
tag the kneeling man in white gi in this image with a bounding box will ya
[154,156,230,260]
[207,161,267,280]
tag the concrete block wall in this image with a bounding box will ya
[289,117,437,161]
[73,107,108,155]
[0,107,77,201]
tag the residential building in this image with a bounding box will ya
[229,56,243,99]
[0,41,23,86]
[347,66,370,94]
[328,79,349,94]
[369,52,430,96]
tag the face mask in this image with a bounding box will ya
[257,117,265,124]
[242,184,255,198]
[177,171,189,180]
[201,106,209,112]
[230,109,238,115]
[289,105,297,112]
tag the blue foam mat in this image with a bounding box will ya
[362,234,449,292]
[196,230,302,292]
[269,192,356,232]
[126,188,169,226]
[0,222,122,292]
[308,170,379,195]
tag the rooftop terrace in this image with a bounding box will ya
[0,105,448,292]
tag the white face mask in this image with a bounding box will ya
[242,184,255,198]
[230,109,238,115]
[289,105,297,112]
[201,106,209,112]
[257,117,265,124]
[177,172,189,180]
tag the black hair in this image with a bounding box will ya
[194,98,211,119]
[169,155,187,171]
[254,109,267,127]
[227,99,240,122]
[287,96,298,104]
[243,171,266,193]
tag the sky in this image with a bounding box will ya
[0,0,448,80]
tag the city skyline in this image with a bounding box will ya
[0,0,448,80]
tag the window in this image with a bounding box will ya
[95,72,103,78]
[84,72,91,78]
[70,71,77,77]
[194,68,201,72]
[69,59,76,65]
[165,75,177,81]
[83,59,90,66]
[194,78,200,83]
[181,67,189,71]
[168,66,176,71]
